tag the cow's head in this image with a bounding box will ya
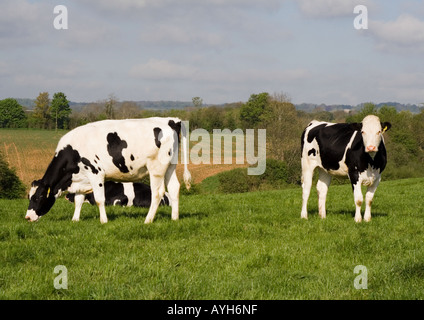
[359,115,391,155]
[25,180,56,222]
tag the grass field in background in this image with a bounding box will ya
[0,129,66,187]
[1,178,423,300]
[0,128,248,189]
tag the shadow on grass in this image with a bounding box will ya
[97,208,209,223]
[305,208,388,219]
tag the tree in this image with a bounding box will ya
[0,98,27,128]
[0,151,26,199]
[262,93,304,183]
[192,97,203,108]
[117,101,140,119]
[105,94,117,119]
[239,92,270,128]
[346,102,378,123]
[33,92,50,129]
[50,92,71,130]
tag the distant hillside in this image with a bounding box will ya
[12,98,423,114]
[295,102,423,113]
[15,98,35,109]
[18,99,195,111]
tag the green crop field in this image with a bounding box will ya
[0,177,423,300]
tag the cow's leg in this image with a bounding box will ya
[165,164,180,221]
[144,174,165,224]
[71,193,85,222]
[351,180,363,223]
[301,164,315,219]
[316,168,332,219]
[364,177,381,222]
[90,179,107,224]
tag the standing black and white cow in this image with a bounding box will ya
[25,117,191,224]
[65,181,170,208]
[300,115,391,222]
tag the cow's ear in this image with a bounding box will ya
[31,179,43,187]
[381,122,391,133]
[349,123,362,131]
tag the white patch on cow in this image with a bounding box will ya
[359,165,381,187]
[164,191,170,202]
[25,209,40,222]
[361,115,383,157]
[328,131,358,176]
[122,182,135,206]
[28,186,37,199]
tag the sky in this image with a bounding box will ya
[1,0,424,106]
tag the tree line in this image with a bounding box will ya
[0,92,71,130]
[1,91,424,183]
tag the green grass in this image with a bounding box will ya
[1,178,423,300]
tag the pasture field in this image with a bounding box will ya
[0,128,248,189]
[0,178,423,300]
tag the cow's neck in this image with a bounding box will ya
[41,145,81,196]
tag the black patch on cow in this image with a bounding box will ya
[161,193,170,206]
[95,155,100,160]
[44,145,81,195]
[81,157,99,175]
[99,183,103,187]
[306,123,360,171]
[28,145,81,216]
[308,148,316,156]
[107,132,129,173]
[345,132,388,187]
[130,154,135,161]
[66,181,170,208]
[153,127,162,148]
[104,181,128,206]
[168,120,181,143]
[65,193,96,205]
[132,182,153,207]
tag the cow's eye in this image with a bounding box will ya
[361,131,365,134]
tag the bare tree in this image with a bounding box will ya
[105,93,118,119]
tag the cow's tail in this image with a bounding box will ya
[181,121,192,190]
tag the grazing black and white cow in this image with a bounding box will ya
[65,181,170,207]
[26,117,191,224]
[300,115,391,222]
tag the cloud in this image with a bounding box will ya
[78,0,281,12]
[0,0,51,47]
[129,59,198,80]
[297,0,374,18]
[369,14,424,52]
[139,24,226,47]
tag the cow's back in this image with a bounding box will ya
[302,121,359,176]
[56,118,176,182]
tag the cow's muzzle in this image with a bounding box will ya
[366,145,377,153]
[25,210,40,222]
